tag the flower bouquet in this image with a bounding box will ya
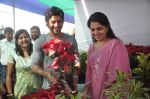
[22,39,80,99]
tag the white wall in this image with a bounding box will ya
[75,0,150,51]
[0,3,75,34]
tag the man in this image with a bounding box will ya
[31,6,79,89]
[0,27,15,72]
[30,26,41,43]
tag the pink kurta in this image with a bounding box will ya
[85,39,131,99]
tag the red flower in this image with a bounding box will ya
[42,39,77,73]
[126,43,150,55]
[63,65,70,72]
[48,57,59,69]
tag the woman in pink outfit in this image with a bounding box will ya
[82,12,131,99]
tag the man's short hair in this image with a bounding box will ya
[45,6,64,23]
[4,27,14,34]
[30,26,41,34]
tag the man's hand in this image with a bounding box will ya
[47,73,58,84]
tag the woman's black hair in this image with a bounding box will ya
[14,29,33,57]
[87,12,118,42]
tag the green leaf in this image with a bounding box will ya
[104,70,150,99]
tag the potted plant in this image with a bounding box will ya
[78,50,87,84]
[104,70,150,99]
[132,53,150,89]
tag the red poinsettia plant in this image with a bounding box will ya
[42,39,78,77]
[22,84,65,99]
[42,39,79,97]
[126,43,150,56]
[22,39,79,99]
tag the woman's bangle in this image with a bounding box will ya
[73,75,78,78]
[6,93,14,96]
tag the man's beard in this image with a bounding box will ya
[32,37,37,40]
[50,28,62,35]
[7,38,13,41]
